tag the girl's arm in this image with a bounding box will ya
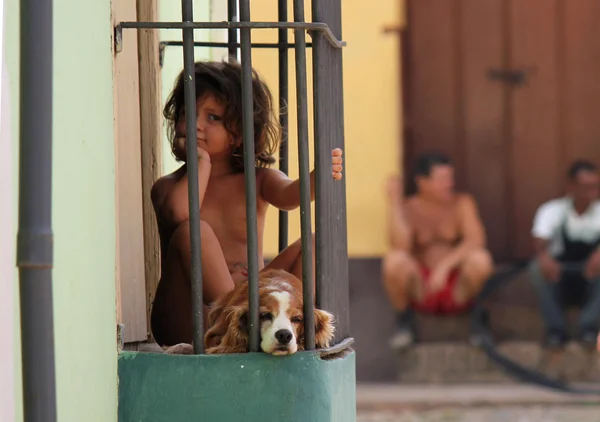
[260,148,343,211]
[152,147,211,226]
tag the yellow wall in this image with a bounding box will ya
[251,0,405,258]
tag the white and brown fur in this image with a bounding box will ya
[165,269,335,355]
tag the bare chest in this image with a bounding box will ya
[201,175,266,241]
[408,204,461,245]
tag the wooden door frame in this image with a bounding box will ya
[113,0,162,345]
[383,0,413,193]
[399,0,414,195]
[137,0,163,344]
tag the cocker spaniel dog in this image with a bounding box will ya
[164,269,335,356]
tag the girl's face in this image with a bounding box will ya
[174,94,235,162]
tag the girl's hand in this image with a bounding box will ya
[196,146,211,163]
[174,137,211,163]
[332,148,343,180]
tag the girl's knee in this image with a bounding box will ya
[170,220,217,254]
[169,220,191,252]
[293,233,316,247]
[199,219,217,241]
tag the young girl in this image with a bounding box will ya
[150,60,343,346]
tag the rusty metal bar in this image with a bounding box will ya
[181,0,204,354]
[238,0,261,352]
[227,0,238,59]
[160,40,313,49]
[116,21,346,50]
[293,0,315,349]
[312,0,350,344]
[115,0,349,354]
[278,0,289,252]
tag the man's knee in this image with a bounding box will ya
[461,248,493,281]
[383,250,417,279]
[528,259,547,287]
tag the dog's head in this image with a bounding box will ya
[205,269,335,355]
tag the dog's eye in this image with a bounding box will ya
[291,316,303,324]
[259,312,273,321]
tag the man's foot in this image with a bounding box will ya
[544,331,568,350]
[389,328,415,351]
[389,309,416,351]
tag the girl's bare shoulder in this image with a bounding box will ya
[151,166,186,205]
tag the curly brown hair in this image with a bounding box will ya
[163,60,280,172]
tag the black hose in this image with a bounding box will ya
[470,261,600,395]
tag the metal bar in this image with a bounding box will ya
[277,0,289,253]
[239,0,261,352]
[318,337,355,358]
[18,0,57,419]
[312,0,350,344]
[181,0,204,354]
[117,21,346,49]
[293,0,315,350]
[227,0,238,59]
[160,40,313,49]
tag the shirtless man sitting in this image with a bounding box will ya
[383,152,494,349]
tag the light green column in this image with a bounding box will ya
[7,0,118,420]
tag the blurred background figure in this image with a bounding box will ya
[529,160,600,350]
[382,152,493,349]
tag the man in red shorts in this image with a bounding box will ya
[382,152,494,349]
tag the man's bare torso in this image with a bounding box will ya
[405,194,465,268]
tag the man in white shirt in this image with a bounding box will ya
[530,160,600,349]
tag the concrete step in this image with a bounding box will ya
[356,383,600,411]
[393,341,600,384]
[348,258,592,383]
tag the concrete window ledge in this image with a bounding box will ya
[118,342,356,422]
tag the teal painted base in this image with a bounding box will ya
[118,348,356,422]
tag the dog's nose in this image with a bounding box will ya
[275,329,293,345]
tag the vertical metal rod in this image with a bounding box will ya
[227,0,238,59]
[239,0,261,352]
[18,0,57,419]
[181,0,204,354]
[312,0,350,343]
[293,0,315,349]
[278,0,289,252]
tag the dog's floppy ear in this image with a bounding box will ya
[314,309,335,349]
[236,306,249,334]
[206,305,250,354]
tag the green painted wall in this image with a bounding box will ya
[7,0,118,420]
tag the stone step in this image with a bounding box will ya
[393,341,600,384]
[356,383,600,411]
[348,258,592,382]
